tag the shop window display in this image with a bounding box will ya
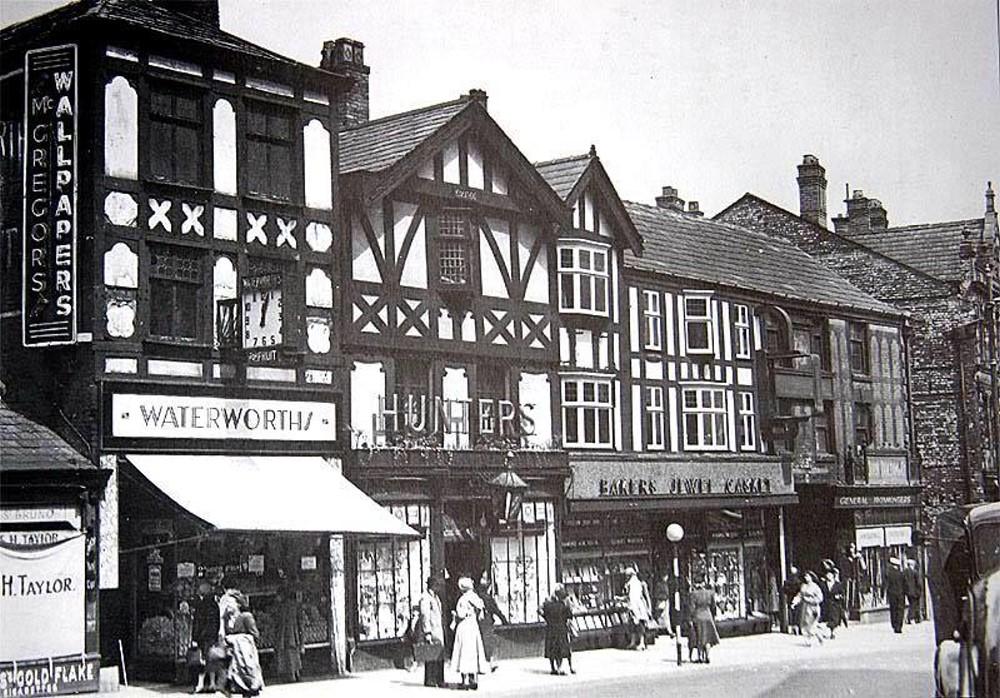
[857,541,910,611]
[491,501,556,624]
[355,504,431,640]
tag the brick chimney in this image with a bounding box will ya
[322,38,369,129]
[687,201,704,217]
[796,154,827,228]
[836,188,888,236]
[150,0,220,26]
[463,88,488,111]
[655,186,685,212]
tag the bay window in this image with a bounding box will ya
[562,378,613,447]
[682,387,728,449]
[684,295,714,354]
[642,290,662,350]
[558,243,609,315]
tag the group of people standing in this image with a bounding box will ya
[414,574,508,690]
[188,581,266,696]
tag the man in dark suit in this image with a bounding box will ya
[903,558,922,623]
[884,557,906,633]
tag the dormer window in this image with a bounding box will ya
[558,242,609,316]
[684,295,714,354]
[437,209,471,287]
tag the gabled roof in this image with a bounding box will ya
[852,219,984,282]
[624,201,903,318]
[535,153,592,199]
[338,95,568,224]
[0,402,91,472]
[718,193,953,289]
[1,0,331,75]
[535,149,643,254]
[339,98,470,175]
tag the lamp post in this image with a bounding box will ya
[666,522,684,666]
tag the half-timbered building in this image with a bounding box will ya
[336,89,571,667]
[1,1,415,684]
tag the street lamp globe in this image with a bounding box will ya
[666,522,684,543]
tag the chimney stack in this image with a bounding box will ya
[834,188,888,237]
[322,38,369,129]
[464,89,488,111]
[796,154,827,228]
[655,186,685,212]
[687,201,704,217]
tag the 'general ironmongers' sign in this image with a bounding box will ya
[22,44,77,347]
[111,394,337,442]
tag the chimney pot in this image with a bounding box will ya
[465,89,488,110]
[655,185,685,212]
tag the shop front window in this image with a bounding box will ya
[490,500,556,624]
[356,504,431,641]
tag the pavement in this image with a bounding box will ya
[121,620,936,698]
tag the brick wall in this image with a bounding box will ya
[719,196,991,527]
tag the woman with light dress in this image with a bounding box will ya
[450,577,488,690]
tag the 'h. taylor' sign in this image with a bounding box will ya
[22,44,77,347]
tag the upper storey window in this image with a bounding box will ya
[246,102,293,200]
[684,295,714,354]
[149,85,203,185]
[437,210,472,287]
[849,322,869,374]
[642,290,662,351]
[734,304,752,359]
[558,243,609,316]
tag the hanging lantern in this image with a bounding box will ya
[488,463,528,524]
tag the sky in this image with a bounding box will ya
[3,0,999,225]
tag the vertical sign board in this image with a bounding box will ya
[22,44,77,347]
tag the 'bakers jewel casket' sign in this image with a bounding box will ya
[111,394,336,441]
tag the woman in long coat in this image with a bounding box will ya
[221,591,265,696]
[274,588,304,682]
[687,579,721,663]
[793,572,825,646]
[821,569,846,639]
[541,586,574,675]
[450,577,488,690]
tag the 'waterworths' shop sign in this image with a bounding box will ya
[112,394,336,441]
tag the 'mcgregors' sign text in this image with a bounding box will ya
[112,394,336,442]
[22,44,77,347]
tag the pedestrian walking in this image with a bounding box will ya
[793,572,825,646]
[820,568,845,639]
[837,544,866,618]
[475,573,508,672]
[622,566,651,650]
[190,579,221,693]
[451,577,488,690]
[903,558,922,624]
[782,566,802,634]
[885,557,906,634]
[541,586,574,675]
[417,576,447,688]
[687,577,720,664]
[652,572,675,638]
[221,591,264,697]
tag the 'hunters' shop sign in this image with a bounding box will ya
[111,393,337,442]
[22,44,78,348]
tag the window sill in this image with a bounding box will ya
[143,336,213,350]
[243,193,298,208]
[145,178,212,195]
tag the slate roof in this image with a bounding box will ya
[848,219,984,282]
[535,154,592,199]
[623,201,902,316]
[339,98,471,174]
[0,402,91,472]
[1,0,321,71]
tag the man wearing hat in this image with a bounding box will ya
[884,557,906,634]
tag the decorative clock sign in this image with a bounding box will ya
[242,273,283,348]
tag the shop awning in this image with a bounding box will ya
[126,455,418,537]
